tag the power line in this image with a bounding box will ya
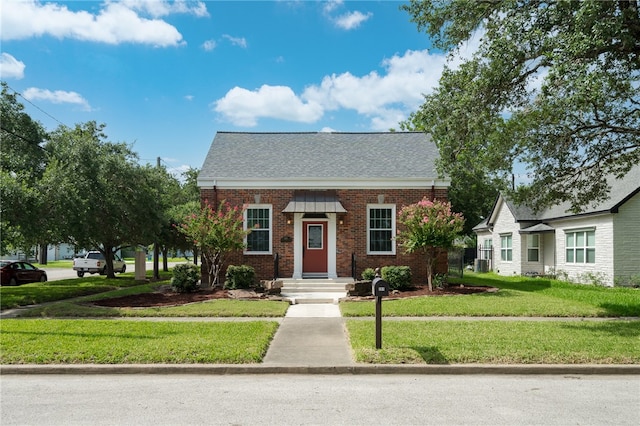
[0,125,48,152]
[6,84,65,127]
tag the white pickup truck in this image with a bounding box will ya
[73,251,127,277]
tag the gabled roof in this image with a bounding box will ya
[198,132,448,189]
[477,164,640,231]
[538,165,640,220]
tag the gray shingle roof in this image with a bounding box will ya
[538,164,640,220]
[198,132,442,182]
[482,164,640,228]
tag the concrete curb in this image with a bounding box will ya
[2,364,639,375]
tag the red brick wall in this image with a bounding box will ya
[200,187,449,285]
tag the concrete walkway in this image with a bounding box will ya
[263,304,354,366]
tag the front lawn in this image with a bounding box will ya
[0,273,170,310]
[18,298,290,318]
[0,319,279,364]
[346,319,640,364]
[340,272,640,317]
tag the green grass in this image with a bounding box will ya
[0,270,175,310]
[340,272,640,318]
[0,319,279,364]
[33,260,74,269]
[346,319,640,364]
[18,299,290,318]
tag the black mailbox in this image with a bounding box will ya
[372,277,389,297]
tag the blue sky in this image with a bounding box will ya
[1,0,477,177]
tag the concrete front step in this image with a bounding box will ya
[279,279,352,304]
[282,286,347,293]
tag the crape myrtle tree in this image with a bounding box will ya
[177,200,249,287]
[397,198,465,291]
[400,0,640,212]
[0,82,54,258]
[43,121,164,278]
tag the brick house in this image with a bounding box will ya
[197,132,450,284]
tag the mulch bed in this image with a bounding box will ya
[91,284,497,308]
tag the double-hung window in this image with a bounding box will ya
[566,229,595,263]
[244,205,272,254]
[527,234,540,262]
[481,238,493,260]
[367,204,396,255]
[500,234,512,261]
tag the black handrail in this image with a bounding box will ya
[273,253,279,280]
[351,252,356,279]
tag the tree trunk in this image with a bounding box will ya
[153,243,160,280]
[39,244,48,265]
[162,247,169,272]
[103,246,116,279]
[425,246,436,292]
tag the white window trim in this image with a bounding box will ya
[367,204,396,255]
[527,234,540,262]
[500,233,513,262]
[565,229,595,264]
[243,204,272,255]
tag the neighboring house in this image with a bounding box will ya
[197,132,450,284]
[47,243,77,260]
[473,166,640,287]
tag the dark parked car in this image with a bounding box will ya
[0,260,48,286]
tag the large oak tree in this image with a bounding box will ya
[401,0,639,213]
[43,122,165,277]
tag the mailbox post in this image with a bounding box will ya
[372,275,389,349]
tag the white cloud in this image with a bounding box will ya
[23,87,92,111]
[333,11,372,30]
[222,34,247,48]
[323,0,343,14]
[321,1,371,30]
[0,0,188,47]
[213,85,323,127]
[0,53,25,79]
[184,95,194,101]
[202,39,217,51]
[119,0,209,18]
[213,49,450,130]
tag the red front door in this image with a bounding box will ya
[302,221,328,275]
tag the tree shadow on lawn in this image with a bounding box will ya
[462,275,552,292]
[411,346,449,364]
[598,303,640,318]
[560,320,640,338]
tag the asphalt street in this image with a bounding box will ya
[1,374,638,425]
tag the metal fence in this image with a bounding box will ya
[448,248,464,278]
[476,244,493,272]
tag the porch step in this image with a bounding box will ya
[280,278,352,304]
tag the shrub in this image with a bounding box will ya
[381,265,412,291]
[171,263,200,293]
[433,273,448,289]
[224,265,256,290]
[615,275,640,288]
[361,268,376,281]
